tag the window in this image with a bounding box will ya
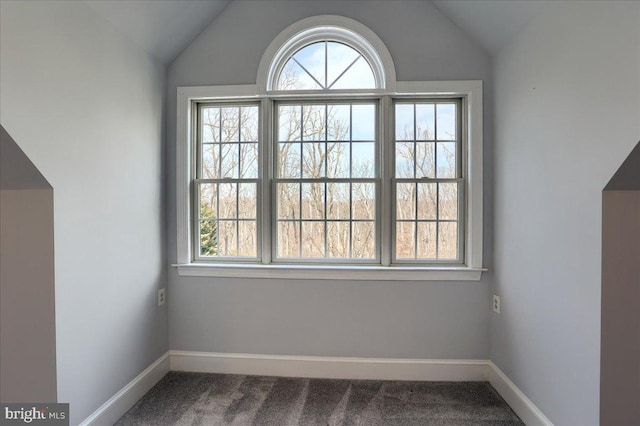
[276,41,376,90]
[176,16,483,280]
[393,101,463,263]
[275,101,378,262]
[196,104,260,260]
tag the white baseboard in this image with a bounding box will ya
[79,352,170,426]
[488,361,554,426]
[79,351,553,426]
[169,350,489,381]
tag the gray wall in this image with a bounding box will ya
[601,142,640,425]
[492,2,640,425]
[167,0,494,359]
[0,1,168,424]
[1,190,56,403]
[601,190,640,426]
[1,128,56,402]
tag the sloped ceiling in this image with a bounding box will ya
[82,0,546,64]
[605,142,640,191]
[432,0,546,55]
[0,126,52,190]
[83,0,231,64]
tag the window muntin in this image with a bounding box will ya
[393,100,463,263]
[274,101,379,262]
[277,41,376,91]
[195,103,261,260]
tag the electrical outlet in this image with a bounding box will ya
[157,288,166,306]
[493,295,501,314]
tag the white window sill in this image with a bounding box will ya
[173,263,485,281]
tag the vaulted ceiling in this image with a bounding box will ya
[83,0,231,64]
[83,0,546,65]
[432,0,546,55]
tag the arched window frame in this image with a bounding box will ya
[175,15,484,281]
[257,15,396,94]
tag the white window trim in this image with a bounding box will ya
[175,81,484,281]
[174,16,484,281]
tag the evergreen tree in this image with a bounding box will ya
[200,203,218,256]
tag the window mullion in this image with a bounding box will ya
[323,104,328,258]
[261,98,271,264]
[380,96,392,266]
[349,104,354,259]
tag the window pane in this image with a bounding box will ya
[240,143,258,178]
[326,42,359,87]
[199,220,218,256]
[417,183,437,220]
[330,56,375,89]
[279,105,301,141]
[352,142,375,178]
[415,142,435,178]
[395,104,414,140]
[202,107,220,143]
[238,221,257,257]
[327,183,350,220]
[302,142,326,178]
[352,221,375,259]
[278,221,300,257]
[238,183,256,219]
[218,220,237,256]
[292,42,326,88]
[278,143,301,178]
[436,103,456,140]
[417,222,437,259]
[218,183,237,219]
[396,221,415,259]
[220,143,239,178]
[326,142,350,178]
[416,104,435,140]
[301,183,324,220]
[438,222,458,259]
[240,106,259,142]
[303,105,325,141]
[302,221,325,258]
[277,41,376,91]
[278,183,300,220]
[327,104,350,140]
[438,183,458,221]
[327,221,350,258]
[220,107,239,142]
[273,101,378,263]
[352,104,375,140]
[278,59,322,90]
[396,183,416,221]
[395,142,414,178]
[352,183,375,220]
[436,142,456,178]
[200,183,217,219]
[202,144,219,179]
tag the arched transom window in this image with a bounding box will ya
[277,41,376,90]
[264,22,389,92]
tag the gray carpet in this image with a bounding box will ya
[115,372,524,425]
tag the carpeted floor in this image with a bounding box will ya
[115,372,524,425]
